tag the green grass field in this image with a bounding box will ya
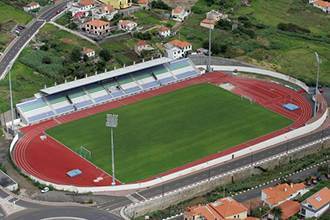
[47,84,291,182]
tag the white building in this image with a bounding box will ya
[83,19,111,35]
[300,187,330,218]
[158,26,171,38]
[82,47,96,58]
[68,0,96,16]
[92,3,118,21]
[165,39,192,59]
[118,20,137,32]
[261,183,307,208]
[171,6,190,22]
[206,10,227,21]
[23,2,40,12]
[309,0,330,13]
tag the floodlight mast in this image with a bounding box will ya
[106,114,118,186]
[314,52,320,117]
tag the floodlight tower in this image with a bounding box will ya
[200,19,215,72]
[314,52,320,117]
[106,114,118,186]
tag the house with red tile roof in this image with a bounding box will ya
[165,39,192,59]
[118,20,137,32]
[278,200,300,220]
[69,0,96,16]
[92,3,118,21]
[184,197,249,220]
[300,187,330,218]
[158,26,171,38]
[23,2,40,12]
[200,18,217,29]
[138,0,149,8]
[82,47,96,58]
[83,19,110,35]
[309,0,330,13]
[171,6,190,22]
[261,183,307,208]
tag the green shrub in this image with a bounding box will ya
[277,23,311,34]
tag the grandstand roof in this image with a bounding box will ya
[40,57,173,95]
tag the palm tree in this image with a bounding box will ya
[272,207,283,220]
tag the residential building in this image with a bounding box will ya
[82,47,96,58]
[23,2,40,12]
[200,18,217,29]
[98,0,131,9]
[261,183,306,208]
[165,39,192,59]
[83,19,110,35]
[138,0,149,8]
[118,20,137,31]
[184,197,248,220]
[69,0,96,16]
[206,10,227,21]
[171,6,190,22]
[134,40,154,56]
[92,3,118,20]
[300,187,330,218]
[278,200,300,220]
[309,0,330,13]
[158,26,171,38]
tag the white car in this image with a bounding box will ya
[41,187,49,193]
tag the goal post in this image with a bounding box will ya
[78,146,92,160]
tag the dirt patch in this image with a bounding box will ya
[61,38,76,45]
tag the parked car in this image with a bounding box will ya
[41,187,49,193]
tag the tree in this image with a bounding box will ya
[150,0,170,10]
[99,49,111,61]
[272,207,282,220]
[70,48,81,62]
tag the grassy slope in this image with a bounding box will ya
[179,0,330,85]
[47,84,291,182]
[0,2,32,51]
[0,2,32,24]
[0,23,98,112]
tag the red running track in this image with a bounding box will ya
[13,72,312,186]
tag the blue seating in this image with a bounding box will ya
[95,94,112,103]
[55,105,74,114]
[74,100,93,109]
[28,111,55,123]
[142,81,160,90]
[159,77,175,85]
[111,90,125,98]
[176,71,197,80]
[125,87,141,94]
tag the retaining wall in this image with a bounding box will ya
[123,138,330,218]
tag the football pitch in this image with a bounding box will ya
[46,84,292,182]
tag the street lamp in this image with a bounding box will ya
[314,52,320,117]
[106,113,118,186]
[6,59,16,135]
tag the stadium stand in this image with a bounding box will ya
[16,57,200,124]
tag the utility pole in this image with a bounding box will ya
[207,28,212,72]
[314,52,320,117]
[9,70,15,134]
[106,114,118,186]
[200,19,215,72]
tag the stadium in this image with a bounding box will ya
[9,57,327,192]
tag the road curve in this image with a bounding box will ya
[0,1,68,79]
[6,206,121,220]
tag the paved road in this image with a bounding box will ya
[0,1,69,79]
[6,206,121,220]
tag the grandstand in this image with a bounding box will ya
[16,58,201,125]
